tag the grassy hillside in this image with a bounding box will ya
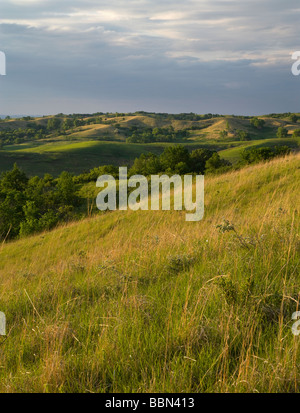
[0,140,235,177]
[0,153,299,392]
[0,113,299,176]
[220,137,300,163]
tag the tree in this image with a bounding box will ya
[219,130,228,139]
[236,130,250,141]
[292,129,300,138]
[47,117,61,131]
[289,114,298,123]
[276,127,288,138]
[0,165,80,240]
[190,149,215,174]
[56,171,78,205]
[62,118,74,131]
[0,164,28,238]
[159,145,190,172]
[0,163,28,193]
[205,153,231,172]
[250,117,265,129]
[129,153,161,176]
[273,146,291,157]
[241,147,274,164]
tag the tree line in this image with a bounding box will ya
[0,143,293,241]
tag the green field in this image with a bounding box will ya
[1,136,298,177]
[0,112,300,393]
[0,153,299,392]
[0,140,236,177]
[220,137,300,162]
[0,113,299,177]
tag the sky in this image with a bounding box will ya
[0,0,299,116]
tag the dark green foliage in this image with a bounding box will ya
[0,165,79,240]
[159,145,190,172]
[205,153,231,172]
[241,146,291,164]
[236,130,250,141]
[273,145,292,157]
[276,127,288,138]
[74,165,120,184]
[190,148,216,174]
[292,129,300,138]
[250,117,265,129]
[0,125,46,145]
[129,153,161,176]
[129,145,230,175]
[47,117,61,131]
[219,130,228,139]
[289,114,298,123]
[126,127,189,143]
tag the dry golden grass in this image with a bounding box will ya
[0,153,299,392]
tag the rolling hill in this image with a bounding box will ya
[0,112,299,177]
[0,152,299,392]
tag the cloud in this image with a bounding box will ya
[0,0,299,115]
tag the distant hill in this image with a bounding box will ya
[0,112,299,176]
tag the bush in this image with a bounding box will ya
[160,145,190,172]
[0,165,80,240]
[205,153,231,173]
[190,149,215,174]
[129,154,161,176]
[292,129,300,138]
[276,127,288,138]
[241,146,291,164]
[250,117,265,129]
[236,130,250,141]
[289,114,298,123]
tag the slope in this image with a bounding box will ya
[0,153,299,392]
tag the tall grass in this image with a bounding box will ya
[0,153,299,392]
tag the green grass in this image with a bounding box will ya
[0,153,299,392]
[0,139,238,177]
[1,113,299,176]
[0,141,165,177]
[220,137,300,163]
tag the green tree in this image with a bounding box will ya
[273,146,291,157]
[0,163,28,193]
[250,117,265,129]
[190,149,215,174]
[56,171,78,205]
[219,130,228,139]
[289,114,298,123]
[241,147,274,164]
[129,153,161,176]
[236,130,250,141]
[276,127,288,138]
[292,129,300,138]
[205,153,231,172]
[47,117,61,131]
[159,145,190,172]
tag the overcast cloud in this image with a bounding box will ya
[0,0,299,115]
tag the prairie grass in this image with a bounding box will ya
[0,153,299,392]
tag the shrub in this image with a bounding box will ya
[276,127,288,138]
[250,117,265,129]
